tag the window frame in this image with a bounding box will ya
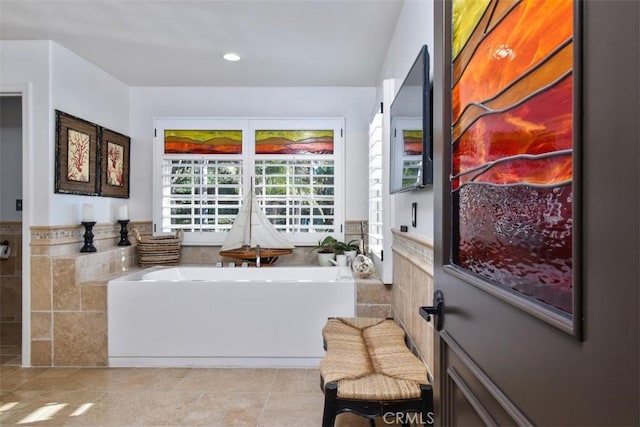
[368,111,384,258]
[153,117,345,246]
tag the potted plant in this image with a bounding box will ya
[332,241,348,266]
[342,239,360,264]
[312,236,337,266]
[332,239,360,266]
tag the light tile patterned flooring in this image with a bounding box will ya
[0,366,402,426]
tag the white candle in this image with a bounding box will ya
[82,204,94,222]
[118,205,129,221]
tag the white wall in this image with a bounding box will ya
[0,41,52,225]
[0,41,130,226]
[51,42,130,225]
[0,97,22,221]
[1,29,414,234]
[129,86,375,222]
[378,0,435,241]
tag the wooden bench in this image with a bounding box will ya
[319,317,433,427]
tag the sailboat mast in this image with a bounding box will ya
[219,175,294,255]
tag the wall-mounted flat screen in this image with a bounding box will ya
[389,45,432,193]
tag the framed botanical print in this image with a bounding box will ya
[99,128,130,198]
[55,110,100,196]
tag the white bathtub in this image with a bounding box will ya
[108,266,355,367]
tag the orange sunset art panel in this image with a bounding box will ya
[451,0,575,314]
[164,130,242,154]
[403,130,423,155]
[255,130,333,155]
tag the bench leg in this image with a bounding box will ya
[322,382,434,427]
[322,382,339,427]
[420,383,435,425]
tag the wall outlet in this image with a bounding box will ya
[16,199,22,211]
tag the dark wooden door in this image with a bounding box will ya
[431,1,639,425]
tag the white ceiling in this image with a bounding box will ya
[0,0,404,87]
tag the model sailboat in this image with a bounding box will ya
[219,186,294,264]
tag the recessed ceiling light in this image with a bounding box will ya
[223,52,242,62]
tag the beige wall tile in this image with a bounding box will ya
[30,256,51,311]
[31,311,52,340]
[28,225,140,366]
[52,258,80,310]
[356,304,391,318]
[81,285,107,312]
[356,282,391,304]
[53,312,107,366]
[391,235,435,376]
[180,246,207,264]
[31,340,52,366]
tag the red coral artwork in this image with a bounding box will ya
[100,128,130,198]
[107,142,124,187]
[67,129,91,182]
[55,111,99,195]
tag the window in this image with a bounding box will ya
[367,81,395,285]
[153,118,344,245]
[160,158,242,232]
[368,111,384,257]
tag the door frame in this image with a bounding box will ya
[431,0,640,424]
[431,0,449,419]
[1,82,32,366]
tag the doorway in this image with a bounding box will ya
[431,0,639,424]
[0,95,23,365]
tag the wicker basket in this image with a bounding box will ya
[133,229,183,267]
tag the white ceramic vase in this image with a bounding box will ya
[330,254,348,267]
[344,250,357,264]
[317,252,335,267]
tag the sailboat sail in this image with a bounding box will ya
[220,189,294,253]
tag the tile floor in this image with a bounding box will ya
[0,366,405,426]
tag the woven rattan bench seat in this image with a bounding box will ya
[319,317,433,426]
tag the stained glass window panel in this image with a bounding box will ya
[451,0,574,315]
[164,130,242,154]
[255,130,333,154]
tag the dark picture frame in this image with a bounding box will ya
[99,128,130,198]
[446,0,582,338]
[55,110,100,196]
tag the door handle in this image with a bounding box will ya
[419,290,444,331]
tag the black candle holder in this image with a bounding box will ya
[118,220,131,246]
[80,221,97,253]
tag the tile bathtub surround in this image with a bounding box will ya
[27,219,369,367]
[0,367,406,426]
[356,277,392,318]
[29,223,141,367]
[391,229,435,377]
[178,219,368,266]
